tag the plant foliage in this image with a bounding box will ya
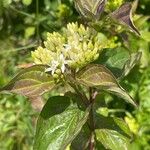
[0,0,150,149]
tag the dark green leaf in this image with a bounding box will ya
[96,47,130,78]
[34,96,90,150]
[110,2,140,35]
[1,65,55,98]
[77,64,137,107]
[121,52,142,78]
[95,129,130,150]
[71,123,90,150]
[94,110,132,137]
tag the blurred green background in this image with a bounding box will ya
[0,0,149,149]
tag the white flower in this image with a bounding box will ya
[59,54,68,73]
[45,54,70,75]
[45,60,59,75]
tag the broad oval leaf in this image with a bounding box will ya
[1,65,55,98]
[110,2,140,35]
[95,129,130,150]
[74,0,106,20]
[34,96,90,150]
[76,64,137,107]
[95,47,130,78]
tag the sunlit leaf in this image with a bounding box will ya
[77,64,137,107]
[113,117,132,137]
[22,0,32,6]
[34,96,90,150]
[95,129,130,150]
[25,26,35,39]
[1,65,55,99]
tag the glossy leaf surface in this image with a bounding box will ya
[96,47,130,78]
[95,129,130,150]
[34,96,90,150]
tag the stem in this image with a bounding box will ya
[89,133,95,150]
[71,83,89,107]
[9,6,34,18]
[0,43,37,54]
[36,0,40,44]
[88,88,96,150]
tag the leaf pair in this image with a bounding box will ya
[75,0,140,35]
[1,62,138,107]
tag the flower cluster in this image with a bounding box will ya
[31,22,117,80]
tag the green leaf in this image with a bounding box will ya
[25,26,35,39]
[22,0,32,6]
[95,129,130,150]
[94,111,132,137]
[96,47,130,78]
[110,2,140,35]
[74,0,106,20]
[34,96,90,150]
[113,117,132,137]
[141,31,150,42]
[71,123,90,150]
[2,0,12,8]
[1,65,55,98]
[77,64,137,107]
[121,52,142,78]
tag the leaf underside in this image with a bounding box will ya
[75,0,106,19]
[77,64,137,107]
[110,2,140,35]
[1,65,55,99]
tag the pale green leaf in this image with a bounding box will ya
[22,0,32,6]
[25,26,35,39]
[95,129,130,150]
